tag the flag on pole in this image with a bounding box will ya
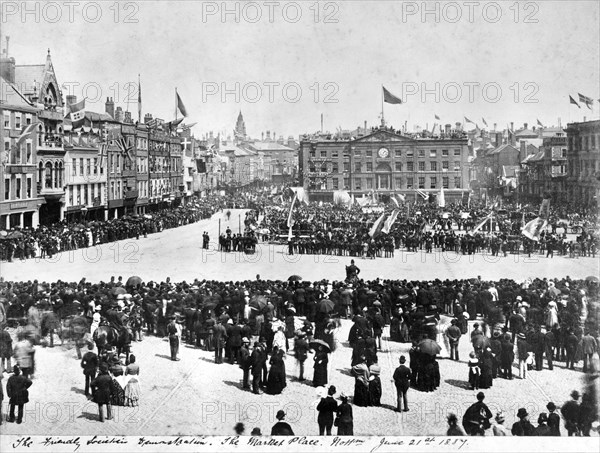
[138,74,142,123]
[578,93,594,109]
[383,86,403,104]
[98,142,108,167]
[538,197,551,220]
[287,192,297,229]
[537,118,544,127]
[381,209,400,234]
[415,189,428,200]
[69,98,86,126]
[569,95,581,108]
[434,114,441,121]
[369,212,387,237]
[482,118,488,127]
[464,116,474,124]
[114,135,134,162]
[15,122,39,146]
[522,217,548,241]
[470,212,493,235]
[177,91,188,117]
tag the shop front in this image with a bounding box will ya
[0,199,43,229]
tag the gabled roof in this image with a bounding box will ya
[525,143,539,155]
[515,128,538,138]
[14,65,46,95]
[522,150,545,164]
[0,75,36,110]
[487,143,519,156]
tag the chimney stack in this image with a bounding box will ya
[105,97,115,118]
[261,132,264,141]
[445,124,451,135]
[558,117,561,128]
[364,120,367,133]
[115,106,124,122]
[510,121,514,131]
[493,123,497,131]
[144,113,153,124]
[124,111,132,123]
[524,123,528,130]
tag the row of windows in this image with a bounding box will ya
[68,183,104,207]
[309,161,462,173]
[3,112,33,130]
[309,176,462,191]
[3,175,33,201]
[72,158,104,177]
[568,134,598,151]
[4,139,33,165]
[309,148,463,158]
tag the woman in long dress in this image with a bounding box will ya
[368,362,382,406]
[124,354,140,407]
[266,348,286,395]
[313,346,328,387]
[351,355,370,407]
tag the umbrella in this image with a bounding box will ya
[126,276,143,288]
[309,338,331,352]
[0,230,7,237]
[417,338,441,356]
[7,231,23,239]
[318,299,335,313]
[111,287,127,296]
[586,276,599,284]
[373,301,382,307]
[472,335,490,350]
[250,295,267,310]
[288,275,303,282]
[144,214,153,219]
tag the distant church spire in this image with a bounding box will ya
[235,111,246,141]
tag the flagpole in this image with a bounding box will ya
[175,88,178,123]
[381,85,384,126]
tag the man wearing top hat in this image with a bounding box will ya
[167,315,182,361]
[561,390,581,436]
[546,402,561,436]
[392,355,411,412]
[511,408,534,436]
[239,337,251,389]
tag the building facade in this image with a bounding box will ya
[299,126,470,203]
[566,119,600,207]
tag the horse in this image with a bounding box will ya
[58,315,90,358]
[93,324,132,364]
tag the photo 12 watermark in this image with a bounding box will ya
[400,1,540,24]
[200,1,340,24]
[0,1,140,24]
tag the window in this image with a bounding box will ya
[309,149,316,158]
[355,163,362,172]
[343,178,349,189]
[320,150,327,158]
[562,148,567,158]
[430,150,437,158]
[442,177,449,188]
[366,162,373,172]
[76,184,81,205]
[366,178,373,189]
[331,162,338,173]
[430,161,437,171]
[4,177,9,199]
[406,149,414,157]
[366,149,372,157]
[430,177,437,189]
[442,149,449,156]
[332,149,338,158]
[93,158,98,174]
[86,159,91,176]
[395,162,402,171]
[84,184,89,205]
[355,179,362,190]
[15,114,21,130]
[332,178,339,190]
[343,162,349,172]
[407,162,414,172]
[395,149,402,157]
[454,177,461,188]
[26,176,32,198]
[25,114,32,125]
[406,177,414,189]
[26,142,32,163]
[3,114,9,129]
[418,149,425,157]
[117,155,121,173]
[454,148,461,156]
[418,177,425,189]
[111,181,115,198]
[395,177,402,189]
[454,161,460,171]
[442,161,449,170]
[15,176,21,199]
[79,158,84,176]
[418,161,425,171]
[354,148,361,156]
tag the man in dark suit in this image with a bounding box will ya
[90,363,114,422]
[80,344,99,398]
[271,410,294,435]
[6,365,32,424]
[316,385,338,435]
[239,338,251,390]
[392,355,411,412]
[213,319,227,364]
[547,402,561,436]
[228,320,243,365]
[250,342,264,394]
[446,319,462,361]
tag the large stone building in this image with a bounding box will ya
[299,124,470,203]
[566,119,600,207]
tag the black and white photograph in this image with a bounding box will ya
[0,1,598,451]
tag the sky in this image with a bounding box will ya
[2,0,599,139]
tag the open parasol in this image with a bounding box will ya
[309,338,331,352]
[126,276,143,288]
[288,275,303,282]
[472,335,491,350]
[318,298,335,313]
[417,338,441,356]
[586,276,599,284]
[111,287,127,296]
[7,230,23,239]
[250,295,268,311]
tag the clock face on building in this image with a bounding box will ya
[378,147,389,158]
